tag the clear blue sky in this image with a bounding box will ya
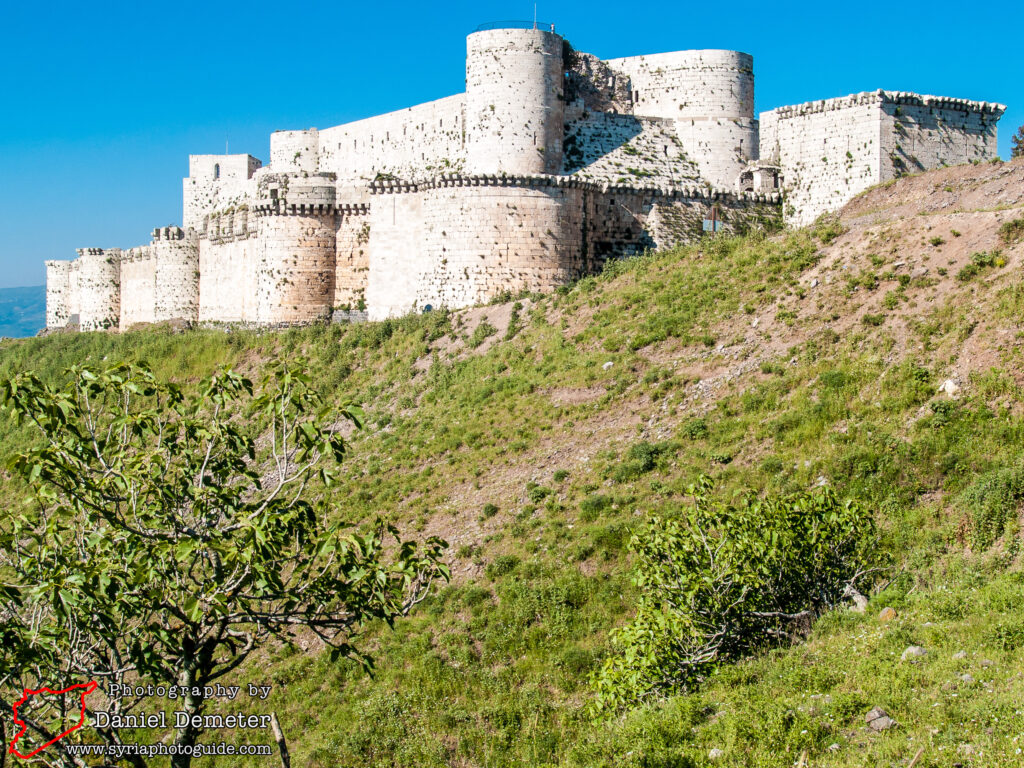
[1,0,1020,289]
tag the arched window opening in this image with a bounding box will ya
[214,164,220,179]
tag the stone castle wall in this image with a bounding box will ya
[47,27,1005,333]
[879,94,1000,180]
[760,91,1004,225]
[364,174,781,320]
[605,50,758,189]
[334,207,371,309]
[77,248,121,331]
[119,248,156,327]
[317,95,467,182]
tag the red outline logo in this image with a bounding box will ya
[9,681,98,759]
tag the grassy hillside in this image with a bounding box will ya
[3,159,1024,766]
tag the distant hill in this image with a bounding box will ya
[0,285,45,338]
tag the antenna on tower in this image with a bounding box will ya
[533,3,537,29]
[226,139,229,154]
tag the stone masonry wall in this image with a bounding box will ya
[605,50,757,188]
[318,96,467,182]
[334,208,370,310]
[153,227,199,323]
[879,94,1001,180]
[199,237,255,323]
[416,184,584,310]
[760,94,883,226]
[45,261,72,328]
[77,248,121,331]
[119,248,156,328]
[761,91,1005,226]
[364,174,781,320]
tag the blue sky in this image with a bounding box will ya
[1,0,1020,289]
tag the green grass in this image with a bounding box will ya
[4,227,1024,766]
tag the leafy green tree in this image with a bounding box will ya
[592,477,878,713]
[1012,125,1024,159]
[0,362,448,767]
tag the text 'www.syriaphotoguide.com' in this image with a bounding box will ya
[65,743,273,757]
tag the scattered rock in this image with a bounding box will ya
[827,743,841,752]
[865,707,896,731]
[602,361,614,370]
[952,650,967,660]
[901,645,927,661]
[979,658,994,667]
[959,673,976,684]
[938,379,960,397]
[708,748,724,761]
[878,606,897,623]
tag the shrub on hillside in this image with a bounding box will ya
[591,477,877,712]
[1012,124,1024,159]
[960,464,1024,550]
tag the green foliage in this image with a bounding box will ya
[998,218,1024,246]
[958,250,1004,281]
[468,320,498,348]
[1012,125,1024,159]
[960,464,1024,550]
[811,214,846,244]
[0,362,448,762]
[591,477,877,712]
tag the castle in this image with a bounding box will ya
[44,24,1005,331]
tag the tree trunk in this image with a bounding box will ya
[170,655,201,768]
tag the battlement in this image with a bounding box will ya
[368,172,781,204]
[152,225,187,241]
[766,90,1006,120]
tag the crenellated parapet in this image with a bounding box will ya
[368,172,781,204]
[250,173,339,216]
[767,90,1006,120]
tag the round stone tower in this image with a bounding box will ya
[606,49,757,189]
[253,173,337,324]
[153,226,200,323]
[465,27,565,175]
[77,247,121,331]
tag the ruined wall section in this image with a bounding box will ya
[183,154,261,231]
[77,248,121,331]
[878,93,1002,180]
[605,50,757,189]
[45,261,73,328]
[564,49,634,115]
[465,28,565,175]
[318,95,466,182]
